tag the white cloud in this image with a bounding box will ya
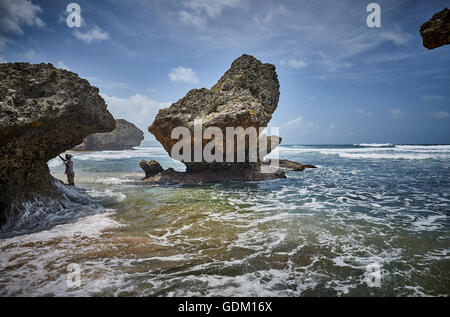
[23,49,41,62]
[178,11,207,29]
[0,0,44,35]
[319,51,351,72]
[421,95,445,101]
[0,0,44,52]
[74,26,109,43]
[85,76,132,90]
[366,53,412,63]
[356,107,373,117]
[380,29,413,46]
[389,108,407,118]
[183,0,241,18]
[254,5,289,25]
[280,59,307,69]
[169,66,200,83]
[432,111,449,119]
[328,124,336,129]
[283,116,303,127]
[178,0,242,29]
[57,61,70,71]
[282,116,319,136]
[57,8,85,26]
[157,1,429,83]
[101,93,171,138]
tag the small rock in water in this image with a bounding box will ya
[273,159,317,171]
[139,160,164,178]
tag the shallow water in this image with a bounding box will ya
[0,144,449,296]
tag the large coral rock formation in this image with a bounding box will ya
[0,62,115,225]
[73,119,144,151]
[420,8,450,49]
[149,54,281,174]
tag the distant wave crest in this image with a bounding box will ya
[279,144,450,160]
[354,143,394,148]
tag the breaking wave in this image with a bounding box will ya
[71,147,166,161]
[355,143,394,148]
[279,144,450,160]
[0,181,119,239]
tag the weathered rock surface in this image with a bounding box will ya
[149,54,281,174]
[420,8,450,49]
[0,62,115,225]
[73,119,144,151]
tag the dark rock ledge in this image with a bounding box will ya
[138,159,317,185]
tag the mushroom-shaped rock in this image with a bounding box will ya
[0,62,115,225]
[149,54,281,173]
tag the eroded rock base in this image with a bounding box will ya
[140,162,286,185]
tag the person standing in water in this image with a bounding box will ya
[59,153,75,186]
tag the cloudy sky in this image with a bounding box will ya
[1,0,449,144]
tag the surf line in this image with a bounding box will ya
[178,301,212,314]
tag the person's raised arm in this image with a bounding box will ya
[58,154,66,162]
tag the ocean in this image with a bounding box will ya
[0,144,449,296]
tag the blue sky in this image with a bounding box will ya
[1,0,449,144]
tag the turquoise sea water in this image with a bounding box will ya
[0,144,449,296]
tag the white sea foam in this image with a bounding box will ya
[87,189,127,202]
[3,143,448,296]
[411,215,446,231]
[0,211,122,296]
[73,147,166,161]
[0,211,120,245]
[95,177,132,185]
[330,152,440,160]
[166,269,301,297]
[396,145,450,151]
[47,145,450,166]
[277,144,450,160]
